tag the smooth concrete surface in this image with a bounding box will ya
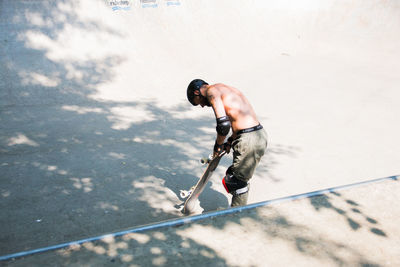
[1,0,399,261]
[3,179,400,266]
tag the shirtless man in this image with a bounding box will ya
[186,79,268,207]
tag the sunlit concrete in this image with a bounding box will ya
[1,0,399,257]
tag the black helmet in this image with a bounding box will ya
[187,79,208,106]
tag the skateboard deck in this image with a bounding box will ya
[181,150,226,214]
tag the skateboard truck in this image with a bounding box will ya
[181,150,226,214]
[179,186,195,199]
[180,154,213,199]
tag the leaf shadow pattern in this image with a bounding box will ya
[0,0,304,256]
[0,0,228,255]
[309,191,387,237]
[201,207,382,267]
[2,2,386,265]
[4,205,383,266]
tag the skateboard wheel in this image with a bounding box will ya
[200,155,212,164]
[180,190,189,198]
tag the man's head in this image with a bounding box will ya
[187,79,210,107]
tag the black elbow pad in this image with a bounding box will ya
[216,116,231,136]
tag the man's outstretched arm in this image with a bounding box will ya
[207,89,231,156]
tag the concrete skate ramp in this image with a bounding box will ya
[3,178,400,266]
[1,0,400,257]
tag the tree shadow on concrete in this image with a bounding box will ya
[218,207,382,267]
[0,0,291,257]
[0,1,394,266]
[0,0,219,255]
[309,191,387,237]
[4,203,384,266]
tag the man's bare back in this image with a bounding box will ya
[203,83,259,133]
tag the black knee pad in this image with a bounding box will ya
[222,173,248,196]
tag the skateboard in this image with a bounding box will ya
[180,150,226,214]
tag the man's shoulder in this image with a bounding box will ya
[211,83,228,88]
[207,83,231,94]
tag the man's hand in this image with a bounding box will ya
[213,136,234,157]
[224,142,231,154]
[213,141,224,158]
